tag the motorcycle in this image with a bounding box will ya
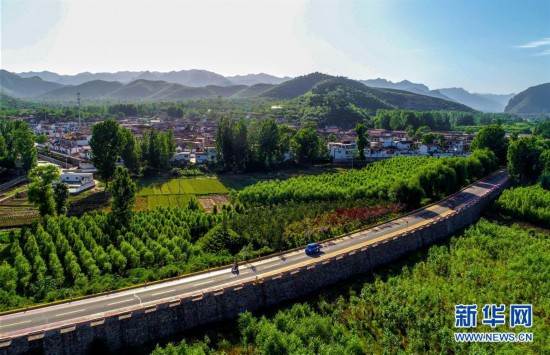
[231,262,239,274]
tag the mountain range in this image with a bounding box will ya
[361,78,515,112]
[1,69,546,114]
[16,69,290,87]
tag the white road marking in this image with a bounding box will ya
[55,309,85,317]
[151,289,176,296]
[107,298,134,306]
[194,279,214,286]
[134,294,143,307]
[0,320,32,328]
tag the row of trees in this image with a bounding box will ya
[236,152,498,208]
[216,118,329,171]
[89,119,176,184]
[372,109,523,132]
[0,118,37,171]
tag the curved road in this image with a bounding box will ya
[0,170,508,339]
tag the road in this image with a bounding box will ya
[0,170,508,338]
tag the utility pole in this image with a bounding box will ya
[77,92,81,129]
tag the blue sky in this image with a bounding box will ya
[1,0,549,94]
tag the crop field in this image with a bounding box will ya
[137,177,229,209]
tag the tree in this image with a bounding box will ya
[233,119,249,171]
[290,128,322,165]
[119,127,140,174]
[355,124,368,160]
[53,182,70,216]
[216,117,235,171]
[89,119,123,187]
[14,122,37,171]
[533,120,550,139]
[109,166,136,227]
[28,164,60,216]
[470,124,508,164]
[258,119,281,169]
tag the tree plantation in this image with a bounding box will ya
[237,152,498,207]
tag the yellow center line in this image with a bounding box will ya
[0,320,32,329]
[55,309,85,317]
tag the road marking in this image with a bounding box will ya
[151,289,176,296]
[107,298,134,306]
[55,309,85,317]
[194,279,214,286]
[0,320,31,328]
[134,294,143,307]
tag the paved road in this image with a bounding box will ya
[0,170,508,338]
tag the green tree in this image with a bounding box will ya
[14,122,37,171]
[215,117,235,171]
[53,182,70,216]
[507,137,541,183]
[109,166,136,227]
[90,119,123,187]
[290,128,322,165]
[233,118,249,171]
[27,164,60,216]
[119,127,141,174]
[355,123,368,160]
[470,124,508,164]
[258,119,281,169]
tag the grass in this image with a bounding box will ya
[136,177,229,210]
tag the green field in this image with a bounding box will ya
[136,177,229,209]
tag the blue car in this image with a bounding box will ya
[305,242,321,255]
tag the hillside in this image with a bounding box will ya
[231,83,274,98]
[268,74,474,126]
[38,80,124,100]
[505,83,550,114]
[0,70,63,98]
[259,72,334,99]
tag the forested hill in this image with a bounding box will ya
[261,73,474,109]
[266,75,475,127]
[505,83,550,114]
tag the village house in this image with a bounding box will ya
[60,171,96,195]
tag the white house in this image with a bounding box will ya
[76,135,92,146]
[171,151,192,163]
[60,171,96,194]
[328,142,358,161]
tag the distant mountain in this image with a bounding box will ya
[38,80,124,100]
[505,83,550,114]
[36,78,259,101]
[227,73,291,86]
[361,78,515,112]
[361,78,454,102]
[18,69,289,88]
[17,70,139,86]
[438,88,514,113]
[0,70,64,98]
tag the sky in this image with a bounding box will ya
[1,0,549,94]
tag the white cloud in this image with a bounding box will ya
[535,49,550,56]
[515,37,550,48]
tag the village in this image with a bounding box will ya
[23,115,474,195]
